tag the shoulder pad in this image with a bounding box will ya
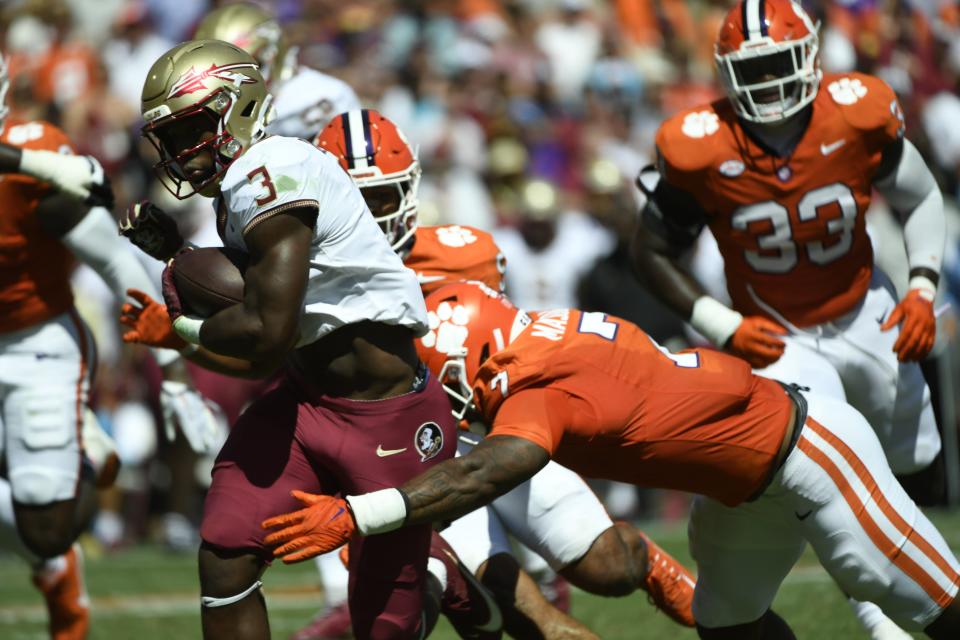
[431,224,497,250]
[222,136,317,190]
[1,120,73,153]
[655,101,727,178]
[822,72,905,140]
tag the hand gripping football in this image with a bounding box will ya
[170,247,248,317]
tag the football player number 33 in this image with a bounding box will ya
[732,182,857,273]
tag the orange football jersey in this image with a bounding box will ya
[0,120,77,334]
[657,72,904,327]
[472,309,794,506]
[403,225,506,295]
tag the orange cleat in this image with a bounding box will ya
[32,544,90,640]
[638,532,696,627]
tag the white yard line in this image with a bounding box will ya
[0,565,842,624]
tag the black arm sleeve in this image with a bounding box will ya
[636,164,708,257]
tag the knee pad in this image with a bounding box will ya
[201,580,263,608]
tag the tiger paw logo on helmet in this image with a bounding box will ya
[436,225,477,248]
[681,111,719,139]
[420,300,470,354]
[827,78,868,105]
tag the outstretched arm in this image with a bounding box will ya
[261,436,550,563]
[399,435,550,525]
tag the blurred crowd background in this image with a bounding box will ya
[2,0,959,552]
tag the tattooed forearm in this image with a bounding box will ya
[401,436,550,526]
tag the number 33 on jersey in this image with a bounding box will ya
[656,72,905,327]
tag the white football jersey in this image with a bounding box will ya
[216,135,428,346]
[267,66,361,140]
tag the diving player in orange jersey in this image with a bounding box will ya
[314,111,697,634]
[263,281,960,640]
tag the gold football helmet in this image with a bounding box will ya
[194,2,295,86]
[141,39,274,199]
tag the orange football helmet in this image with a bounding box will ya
[416,281,531,420]
[314,109,421,250]
[715,0,821,124]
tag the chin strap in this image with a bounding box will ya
[201,580,263,608]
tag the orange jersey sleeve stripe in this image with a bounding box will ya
[797,432,959,607]
[805,418,960,586]
[68,308,89,496]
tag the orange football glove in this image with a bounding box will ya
[726,316,788,369]
[880,289,936,362]
[339,544,350,569]
[120,288,187,351]
[262,491,356,564]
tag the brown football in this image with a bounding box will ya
[171,247,247,318]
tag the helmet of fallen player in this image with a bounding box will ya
[141,39,274,199]
[314,109,422,251]
[714,0,821,124]
[415,281,531,420]
[0,55,9,133]
[194,2,295,87]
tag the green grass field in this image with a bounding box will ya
[3,510,959,639]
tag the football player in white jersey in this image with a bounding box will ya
[194,2,361,141]
[118,40,460,640]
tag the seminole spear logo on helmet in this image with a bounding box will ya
[166,62,259,100]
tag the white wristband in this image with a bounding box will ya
[690,296,744,347]
[172,315,205,345]
[346,488,407,535]
[908,276,937,302]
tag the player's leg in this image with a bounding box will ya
[784,393,960,637]
[4,312,97,557]
[312,373,458,639]
[753,332,847,401]
[289,553,352,640]
[198,382,335,640]
[0,477,90,640]
[833,269,941,478]
[482,555,599,640]
[756,306,918,639]
[482,436,694,625]
[688,494,805,639]
[441,496,596,638]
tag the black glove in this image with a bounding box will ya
[118,200,185,261]
[85,165,115,210]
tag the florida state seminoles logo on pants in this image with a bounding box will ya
[415,422,444,462]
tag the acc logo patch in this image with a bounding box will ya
[718,159,744,177]
[436,225,478,248]
[681,111,719,139]
[414,422,444,462]
[827,77,867,105]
